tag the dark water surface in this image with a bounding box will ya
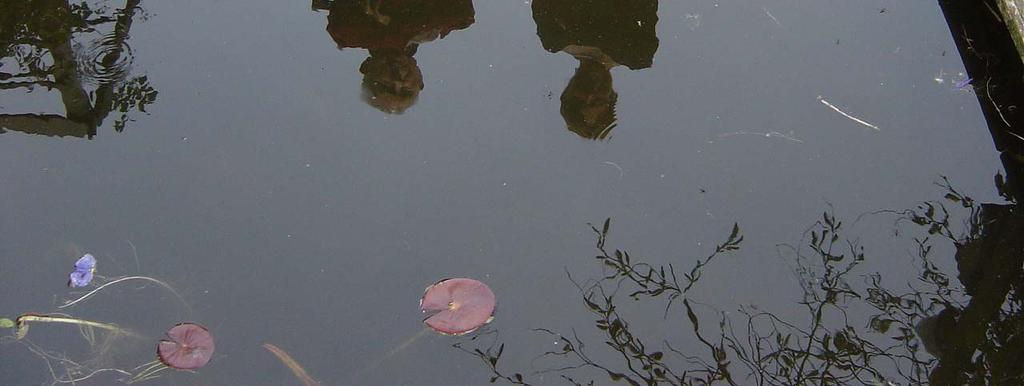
[2,0,1017,385]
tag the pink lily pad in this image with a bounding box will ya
[420,278,496,335]
[157,322,215,370]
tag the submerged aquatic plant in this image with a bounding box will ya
[68,253,97,288]
[8,313,146,383]
[420,278,496,336]
[5,245,200,384]
[263,343,321,386]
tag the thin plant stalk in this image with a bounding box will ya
[58,368,134,384]
[351,327,431,384]
[127,360,168,384]
[19,338,133,385]
[129,359,163,374]
[377,327,430,364]
[58,275,191,313]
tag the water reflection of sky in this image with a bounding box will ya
[0,0,1009,385]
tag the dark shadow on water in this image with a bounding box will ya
[315,0,475,114]
[0,0,157,139]
[531,0,658,140]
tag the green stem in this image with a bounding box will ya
[15,313,144,340]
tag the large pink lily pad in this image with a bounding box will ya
[157,322,215,370]
[420,278,496,335]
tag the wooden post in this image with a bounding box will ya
[937,0,1024,201]
[997,0,1024,63]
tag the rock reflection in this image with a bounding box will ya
[459,179,1023,385]
[0,0,157,138]
[532,0,658,140]
[315,0,475,114]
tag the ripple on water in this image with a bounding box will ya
[76,34,134,86]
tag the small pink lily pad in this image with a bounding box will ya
[157,322,215,370]
[420,278,496,335]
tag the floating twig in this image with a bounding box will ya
[15,313,144,341]
[763,6,781,26]
[602,161,624,179]
[718,130,804,143]
[818,95,881,131]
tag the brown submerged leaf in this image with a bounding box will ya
[263,343,321,386]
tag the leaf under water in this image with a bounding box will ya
[263,343,321,386]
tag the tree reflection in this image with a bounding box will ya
[532,0,658,140]
[315,0,475,114]
[896,181,1024,385]
[0,0,157,139]
[460,179,1022,385]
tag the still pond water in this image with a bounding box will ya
[2,0,1018,385]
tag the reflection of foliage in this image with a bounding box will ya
[69,1,118,31]
[1,0,153,137]
[593,219,742,309]
[457,221,743,386]
[547,221,743,385]
[1,44,52,88]
[725,210,931,386]
[884,179,1023,386]
[532,0,659,71]
[111,75,157,132]
[0,0,112,73]
[453,331,531,385]
[896,177,978,241]
[463,180,1023,386]
[560,59,617,141]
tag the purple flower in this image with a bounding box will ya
[68,254,96,287]
[955,78,973,90]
